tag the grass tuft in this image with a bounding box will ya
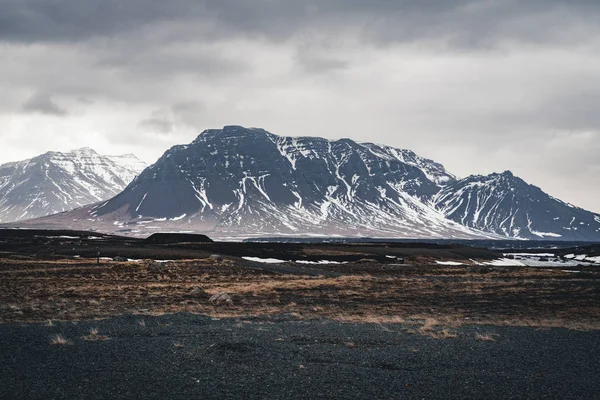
[50,334,70,346]
[475,333,497,341]
[83,327,110,341]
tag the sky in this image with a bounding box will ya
[1,0,599,212]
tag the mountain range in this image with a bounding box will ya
[0,148,146,223]
[10,126,600,241]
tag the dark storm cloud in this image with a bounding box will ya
[22,92,67,115]
[2,0,600,48]
[1,0,600,212]
[92,40,248,80]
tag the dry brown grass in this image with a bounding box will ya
[2,256,599,331]
[82,327,109,341]
[475,333,497,341]
[420,318,439,332]
[50,333,70,345]
[429,329,458,339]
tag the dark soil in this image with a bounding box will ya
[0,313,598,400]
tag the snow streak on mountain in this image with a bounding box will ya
[0,148,146,222]
[433,171,600,240]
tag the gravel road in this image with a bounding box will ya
[1,314,598,399]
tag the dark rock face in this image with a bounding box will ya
[434,171,600,240]
[144,233,213,244]
[0,148,146,223]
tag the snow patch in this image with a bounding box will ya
[435,261,465,266]
[484,258,525,266]
[295,260,345,265]
[242,257,286,264]
[170,214,187,221]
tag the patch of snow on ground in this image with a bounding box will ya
[484,258,526,266]
[488,253,598,267]
[242,257,287,264]
[295,260,345,265]
[435,261,465,266]
[504,253,555,257]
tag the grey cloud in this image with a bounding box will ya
[138,111,175,134]
[170,101,206,126]
[2,1,600,50]
[22,93,67,115]
[294,40,350,74]
[172,101,204,114]
[296,54,348,74]
[540,92,600,132]
[92,39,248,78]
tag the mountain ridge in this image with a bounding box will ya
[433,170,600,240]
[0,148,147,223]
[6,126,600,240]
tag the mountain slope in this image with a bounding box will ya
[31,126,494,238]
[0,148,146,222]
[433,171,600,240]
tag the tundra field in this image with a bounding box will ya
[1,229,599,399]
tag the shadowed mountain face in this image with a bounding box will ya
[84,126,487,238]
[433,171,600,240]
[0,148,146,223]
[11,126,600,240]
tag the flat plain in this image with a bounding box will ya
[1,230,599,399]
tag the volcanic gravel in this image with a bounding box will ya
[1,313,598,399]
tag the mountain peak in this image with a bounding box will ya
[435,170,600,240]
[84,126,485,238]
[0,148,146,223]
[70,147,99,155]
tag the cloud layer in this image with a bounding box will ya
[1,0,599,212]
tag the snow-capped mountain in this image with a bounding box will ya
[105,154,148,182]
[0,148,146,222]
[25,126,493,238]
[434,171,600,240]
[11,126,600,240]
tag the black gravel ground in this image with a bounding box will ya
[1,314,598,399]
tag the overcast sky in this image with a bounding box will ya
[1,0,599,212]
